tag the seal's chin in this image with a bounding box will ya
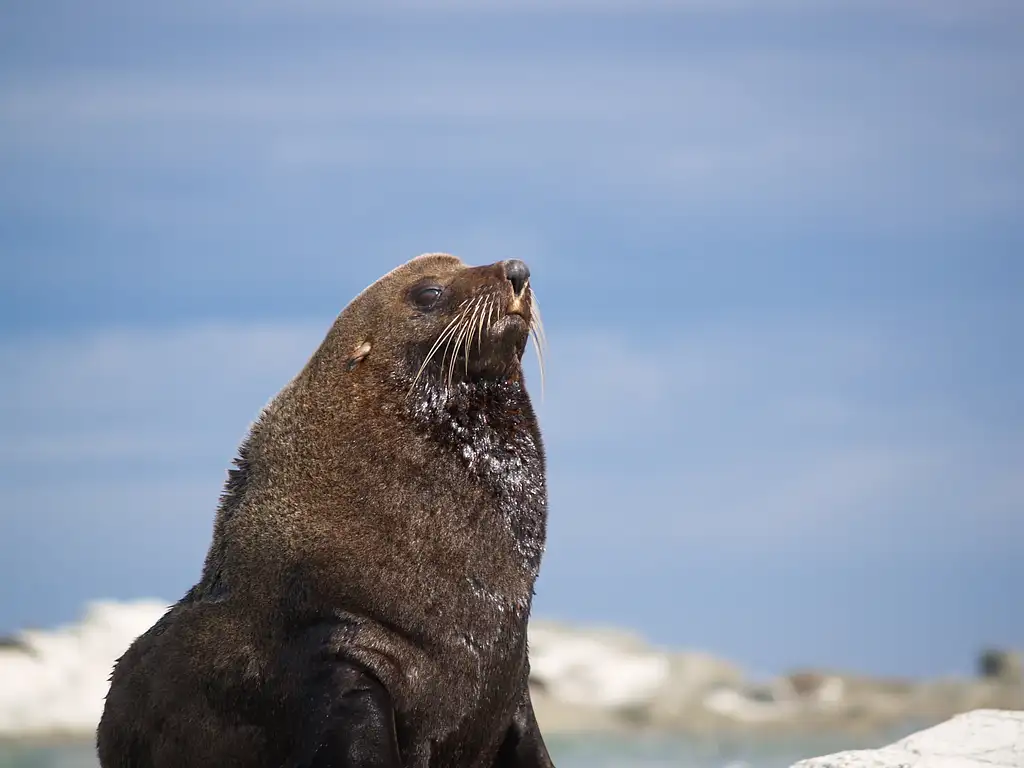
[491,312,530,336]
[463,313,529,379]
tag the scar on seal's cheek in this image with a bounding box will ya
[344,341,372,371]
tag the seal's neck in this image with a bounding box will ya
[407,377,547,575]
[405,378,536,456]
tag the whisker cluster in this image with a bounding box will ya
[409,294,494,394]
[408,287,547,398]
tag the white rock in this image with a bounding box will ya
[0,599,168,737]
[703,685,800,723]
[794,709,1024,768]
[528,621,670,708]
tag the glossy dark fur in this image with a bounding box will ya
[97,254,554,768]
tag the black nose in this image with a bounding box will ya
[502,259,530,295]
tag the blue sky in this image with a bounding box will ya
[1,0,1022,679]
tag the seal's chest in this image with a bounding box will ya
[412,383,547,573]
[432,398,542,492]
[447,419,546,573]
[453,418,538,490]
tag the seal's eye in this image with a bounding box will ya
[411,285,443,310]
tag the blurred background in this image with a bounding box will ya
[1,1,1022,766]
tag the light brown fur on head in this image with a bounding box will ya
[328,253,468,362]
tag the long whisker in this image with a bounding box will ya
[531,330,546,399]
[447,298,477,390]
[486,293,496,341]
[473,294,489,358]
[443,301,474,392]
[463,296,484,376]
[529,287,546,400]
[529,285,548,351]
[409,303,468,395]
[424,317,463,381]
[481,292,497,356]
[418,312,463,376]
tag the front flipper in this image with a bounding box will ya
[492,687,555,768]
[281,626,403,768]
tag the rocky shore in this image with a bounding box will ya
[528,620,1023,739]
[1,601,1021,742]
[795,709,1024,768]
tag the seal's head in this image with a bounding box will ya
[319,253,544,395]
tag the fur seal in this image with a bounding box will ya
[97,254,554,768]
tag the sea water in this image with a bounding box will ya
[0,725,921,768]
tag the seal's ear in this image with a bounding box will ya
[344,341,372,372]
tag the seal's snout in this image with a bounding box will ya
[502,259,530,296]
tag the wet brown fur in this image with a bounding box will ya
[97,254,554,768]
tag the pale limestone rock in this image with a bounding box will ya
[793,709,1024,768]
[527,619,742,721]
[644,649,745,726]
[527,621,670,708]
[0,600,168,738]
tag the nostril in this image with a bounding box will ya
[503,259,530,296]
